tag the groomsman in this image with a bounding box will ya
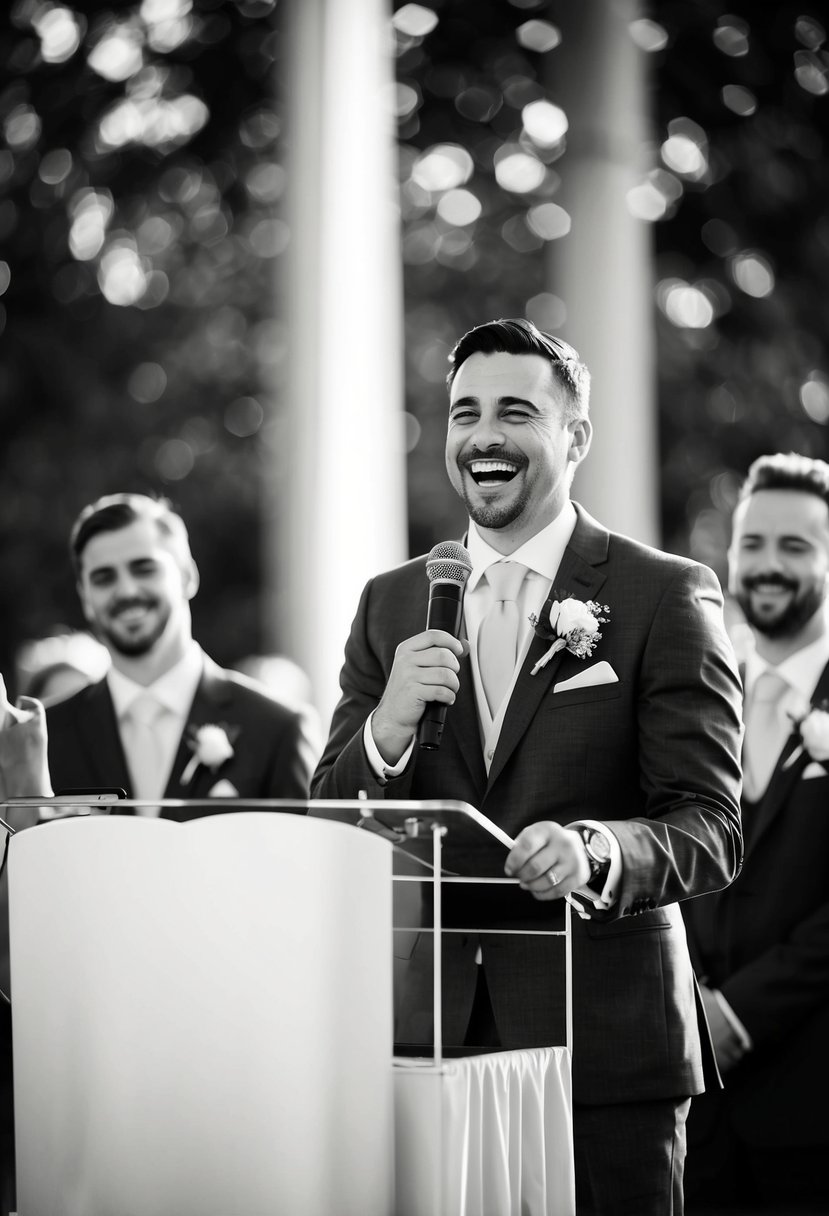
[45,493,314,814]
[684,453,829,1212]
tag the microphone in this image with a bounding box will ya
[418,541,473,750]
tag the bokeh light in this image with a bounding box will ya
[493,146,546,193]
[411,144,474,191]
[515,21,561,55]
[729,252,775,299]
[87,22,145,82]
[33,6,84,63]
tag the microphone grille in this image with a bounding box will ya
[426,541,473,586]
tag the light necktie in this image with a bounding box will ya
[124,692,165,815]
[741,669,791,801]
[477,561,528,716]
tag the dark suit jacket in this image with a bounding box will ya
[46,653,313,815]
[683,658,829,1147]
[312,504,743,1105]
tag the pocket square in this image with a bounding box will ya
[802,762,827,780]
[208,779,240,798]
[554,661,619,694]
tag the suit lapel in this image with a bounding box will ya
[164,657,233,797]
[486,507,610,790]
[747,657,829,852]
[80,682,133,795]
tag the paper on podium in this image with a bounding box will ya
[9,812,394,1216]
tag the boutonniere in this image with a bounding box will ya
[528,590,610,675]
[181,723,238,785]
[783,701,829,771]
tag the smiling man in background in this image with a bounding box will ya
[683,452,829,1214]
[313,318,743,1214]
[45,493,314,813]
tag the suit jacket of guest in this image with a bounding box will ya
[312,504,743,1105]
[45,653,313,815]
[683,657,829,1147]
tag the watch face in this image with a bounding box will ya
[586,830,611,863]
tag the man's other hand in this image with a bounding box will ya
[505,821,592,899]
[700,984,746,1073]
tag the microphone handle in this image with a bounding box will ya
[418,583,464,750]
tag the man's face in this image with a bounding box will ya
[77,519,195,658]
[445,350,590,542]
[729,488,829,639]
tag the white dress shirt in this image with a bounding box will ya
[742,630,829,728]
[364,503,621,911]
[108,642,204,814]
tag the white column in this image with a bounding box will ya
[546,0,659,545]
[268,0,407,733]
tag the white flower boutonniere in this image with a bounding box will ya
[181,723,237,785]
[783,702,829,771]
[529,591,610,676]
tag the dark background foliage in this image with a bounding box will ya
[1,0,828,693]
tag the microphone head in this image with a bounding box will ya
[425,541,473,588]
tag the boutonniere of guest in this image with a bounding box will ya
[528,591,610,675]
[181,723,238,785]
[783,701,829,771]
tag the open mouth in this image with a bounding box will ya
[112,602,155,623]
[466,459,521,487]
[747,579,796,598]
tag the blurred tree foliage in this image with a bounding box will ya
[1,0,828,691]
[394,0,829,577]
[0,0,282,688]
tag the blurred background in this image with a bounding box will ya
[1,0,828,730]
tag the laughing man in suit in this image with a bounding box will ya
[683,453,829,1213]
[312,318,743,1215]
[45,493,314,815]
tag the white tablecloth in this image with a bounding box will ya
[394,1046,574,1216]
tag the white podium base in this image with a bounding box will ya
[10,813,393,1216]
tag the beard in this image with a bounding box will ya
[735,575,826,639]
[95,599,170,657]
[463,489,529,531]
[455,451,532,531]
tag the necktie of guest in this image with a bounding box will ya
[741,669,791,801]
[477,561,528,716]
[123,692,165,816]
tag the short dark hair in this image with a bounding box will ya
[738,452,829,510]
[447,318,591,422]
[70,493,192,576]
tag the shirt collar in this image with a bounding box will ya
[108,642,204,721]
[465,501,578,591]
[744,629,829,712]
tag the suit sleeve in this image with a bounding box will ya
[718,899,829,1047]
[261,704,318,801]
[597,561,744,916]
[312,578,411,800]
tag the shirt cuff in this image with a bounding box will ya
[362,713,415,783]
[712,988,753,1053]
[566,819,622,913]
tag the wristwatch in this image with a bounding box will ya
[575,826,611,888]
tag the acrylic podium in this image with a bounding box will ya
[2,796,574,1216]
[312,797,575,1216]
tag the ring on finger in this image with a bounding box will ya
[546,868,560,888]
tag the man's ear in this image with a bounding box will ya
[183,560,200,600]
[77,580,95,626]
[568,417,592,467]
